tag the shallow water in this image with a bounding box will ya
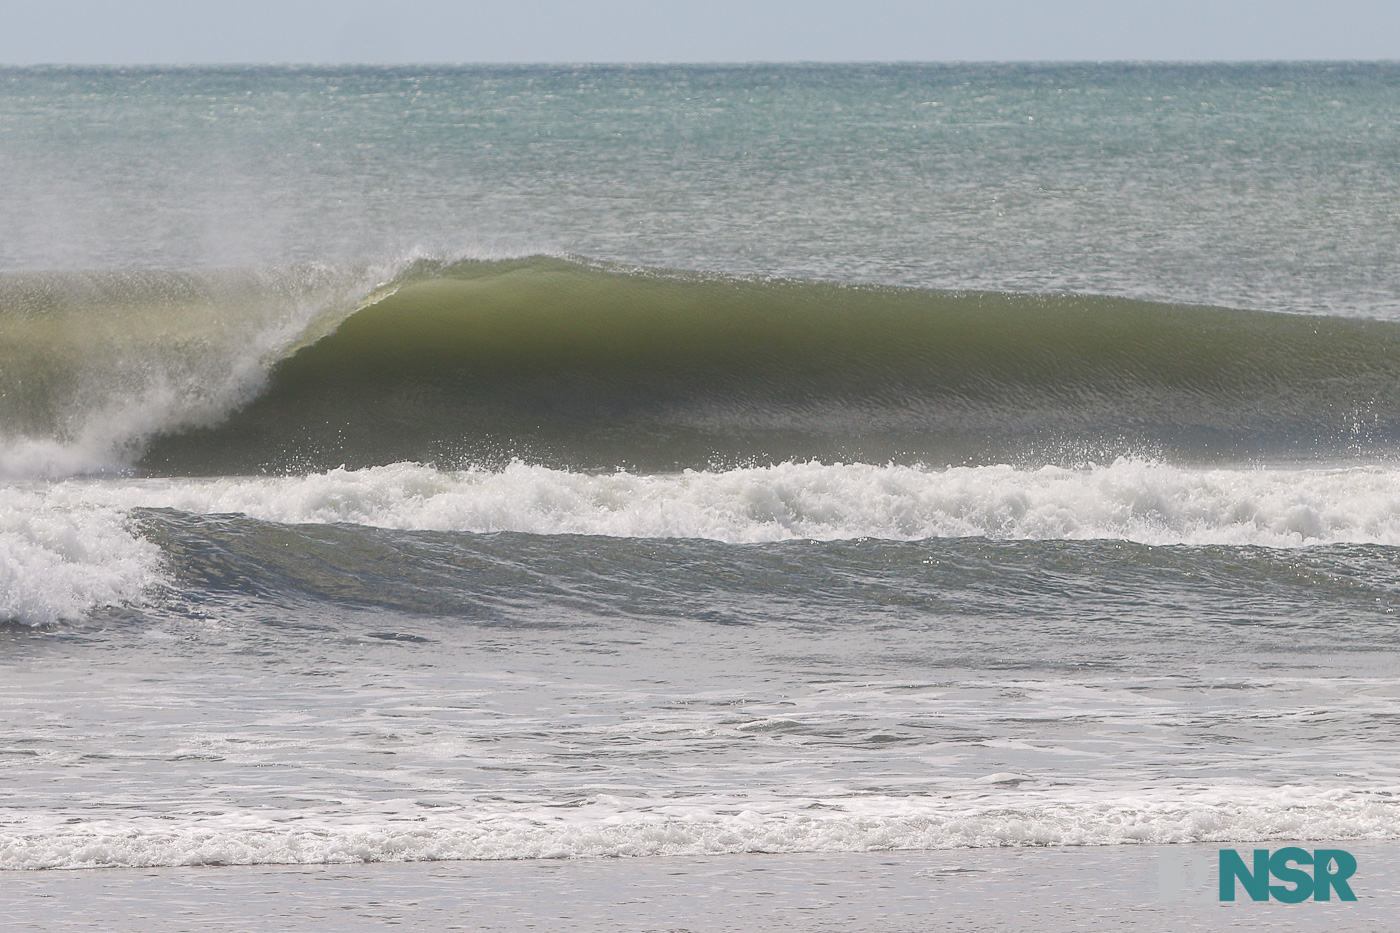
[6,845,1397,932]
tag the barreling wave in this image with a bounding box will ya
[5,255,1400,478]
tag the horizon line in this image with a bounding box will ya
[3,58,1397,68]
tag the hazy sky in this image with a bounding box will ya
[5,0,1398,64]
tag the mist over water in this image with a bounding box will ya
[5,65,1400,882]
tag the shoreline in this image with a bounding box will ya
[5,843,1397,932]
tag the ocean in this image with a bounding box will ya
[4,62,1400,929]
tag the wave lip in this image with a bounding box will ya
[0,263,400,479]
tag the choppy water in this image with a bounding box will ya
[4,64,1400,885]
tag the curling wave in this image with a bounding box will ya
[4,257,1400,478]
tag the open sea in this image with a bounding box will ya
[4,62,1400,930]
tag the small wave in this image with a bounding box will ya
[4,786,1396,869]
[12,457,1400,624]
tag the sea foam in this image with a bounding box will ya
[3,786,1396,870]
[0,486,162,625]
[14,458,1400,625]
[46,459,1400,547]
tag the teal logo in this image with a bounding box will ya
[1159,847,1358,902]
[1220,848,1357,902]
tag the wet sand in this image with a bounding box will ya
[4,842,1397,932]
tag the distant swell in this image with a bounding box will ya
[6,256,1400,478]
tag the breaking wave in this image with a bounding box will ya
[4,256,1400,478]
[5,786,1397,869]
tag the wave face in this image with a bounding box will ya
[6,257,1400,478]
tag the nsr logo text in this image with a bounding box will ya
[1220,848,1357,902]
